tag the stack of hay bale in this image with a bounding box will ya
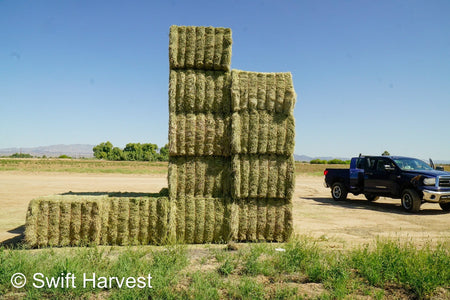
[24,25,296,247]
[230,70,295,242]
[168,25,296,243]
[168,25,234,243]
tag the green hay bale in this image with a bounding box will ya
[138,198,150,244]
[184,196,195,243]
[274,200,285,242]
[176,113,186,156]
[285,115,295,155]
[194,26,205,68]
[117,198,129,245]
[90,200,102,245]
[175,70,186,111]
[194,197,205,243]
[185,26,196,68]
[230,70,296,115]
[213,73,224,113]
[222,197,233,242]
[204,71,215,111]
[24,199,39,247]
[59,201,71,246]
[70,201,81,246]
[47,200,60,246]
[107,198,118,245]
[128,198,140,245]
[195,70,206,111]
[267,117,278,153]
[204,113,216,155]
[232,154,294,199]
[204,198,215,242]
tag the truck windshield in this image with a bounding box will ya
[393,158,433,171]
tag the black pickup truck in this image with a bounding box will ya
[324,155,450,212]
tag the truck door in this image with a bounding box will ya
[364,158,398,194]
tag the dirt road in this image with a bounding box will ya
[1,172,448,246]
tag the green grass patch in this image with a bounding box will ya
[1,237,449,299]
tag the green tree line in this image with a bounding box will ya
[93,142,169,161]
[310,158,350,165]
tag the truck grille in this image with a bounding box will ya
[439,176,450,187]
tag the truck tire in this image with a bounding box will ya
[331,182,347,201]
[401,189,421,213]
[364,194,379,202]
[439,202,450,212]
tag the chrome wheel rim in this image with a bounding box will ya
[403,193,412,209]
[333,186,342,199]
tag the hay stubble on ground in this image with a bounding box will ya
[1,172,448,246]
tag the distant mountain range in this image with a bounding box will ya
[0,145,448,164]
[0,144,95,158]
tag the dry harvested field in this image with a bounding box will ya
[1,169,449,247]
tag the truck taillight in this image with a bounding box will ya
[324,170,328,176]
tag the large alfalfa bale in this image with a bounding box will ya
[24,199,40,247]
[169,156,231,198]
[232,154,294,200]
[256,198,268,241]
[169,25,232,71]
[174,196,185,241]
[169,70,231,114]
[230,70,296,115]
[203,198,215,242]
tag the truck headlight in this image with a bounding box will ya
[423,177,436,186]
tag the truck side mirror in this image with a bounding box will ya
[436,166,445,171]
[385,165,395,172]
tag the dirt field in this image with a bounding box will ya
[1,172,448,246]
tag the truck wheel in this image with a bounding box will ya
[331,182,347,201]
[439,202,450,212]
[401,189,421,213]
[365,194,379,202]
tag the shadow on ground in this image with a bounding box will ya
[1,225,25,248]
[302,196,447,216]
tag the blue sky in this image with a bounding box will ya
[1,0,449,159]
